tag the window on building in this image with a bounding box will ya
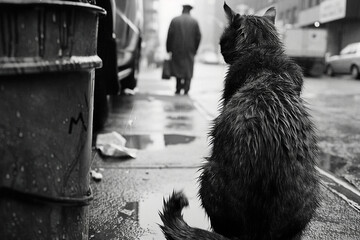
[285,9,291,23]
[301,0,305,10]
[290,7,297,24]
[279,12,284,22]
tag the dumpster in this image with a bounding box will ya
[0,1,105,239]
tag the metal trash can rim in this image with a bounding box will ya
[0,0,106,16]
[0,186,94,206]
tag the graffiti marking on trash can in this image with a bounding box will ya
[68,112,87,134]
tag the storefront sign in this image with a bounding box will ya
[320,0,347,23]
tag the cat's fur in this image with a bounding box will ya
[160,3,320,240]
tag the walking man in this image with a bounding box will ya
[166,1,201,95]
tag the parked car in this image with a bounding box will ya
[94,0,143,132]
[325,42,360,80]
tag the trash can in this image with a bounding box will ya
[0,1,105,239]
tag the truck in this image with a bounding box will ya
[281,28,328,77]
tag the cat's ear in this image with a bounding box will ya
[224,2,236,22]
[264,7,276,24]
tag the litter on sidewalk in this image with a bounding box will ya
[90,169,103,182]
[95,131,137,159]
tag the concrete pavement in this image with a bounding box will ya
[89,64,360,239]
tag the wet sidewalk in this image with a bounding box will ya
[89,67,360,240]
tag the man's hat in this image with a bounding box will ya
[182,0,194,8]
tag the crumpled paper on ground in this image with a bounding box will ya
[96,131,137,158]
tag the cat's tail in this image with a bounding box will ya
[159,191,231,240]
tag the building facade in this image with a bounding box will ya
[299,0,360,55]
[222,0,360,55]
[142,0,160,66]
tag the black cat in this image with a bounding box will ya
[160,3,320,240]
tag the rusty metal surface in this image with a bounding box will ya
[0,1,103,238]
[0,196,90,240]
[0,1,104,75]
[0,71,95,239]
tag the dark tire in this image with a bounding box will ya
[326,65,334,77]
[93,0,118,132]
[351,65,360,80]
[309,62,325,77]
[121,40,141,90]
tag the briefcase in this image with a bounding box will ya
[162,59,172,80]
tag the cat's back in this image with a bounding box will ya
[212,73,316,168]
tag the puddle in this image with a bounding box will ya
[118,202,139,222]
[118,193,210,239]
[167,115,190,121]
[317,150,348,175]
[123,134,196,150]
[163,102,194,112]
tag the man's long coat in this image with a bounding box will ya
[166,13,201,79]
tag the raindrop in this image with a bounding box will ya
[20,166,24,172]
[51,154,55,158]
[18,132,23,138]
[44,164,48,168]
[43,187,47,192]
[57,178,61,182]
[5,174,10,179]
[16,111,21,118]
[38,230,42,234]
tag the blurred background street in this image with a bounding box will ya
[1,0,360,239]
[89,62,360,239]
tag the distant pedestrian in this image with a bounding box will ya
[166,0,201,95]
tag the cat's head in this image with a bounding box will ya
[220,2,280,64]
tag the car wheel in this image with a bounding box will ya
[351,65,360,79]
[121,40,141,90]
[326,65,334,77]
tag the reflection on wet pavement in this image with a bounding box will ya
[123,134,197,150]
[119,193,210,239]
[318,150,348,175]
[103,95,203,133]
[163,102,194,112]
